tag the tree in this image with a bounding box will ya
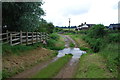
[2,2,45,32]
[38,19,54,33]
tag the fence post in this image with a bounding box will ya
[43,32,45,40]
[20,31,22,44]
[41,32,43,42]
[40,32,42,42]
[36,32,38,42]
[32,32,33,44]
[10,33,12,46]
[26,32,28,45]
[6,30,9,43]
[46,33,49,40]
[39,32,40,42]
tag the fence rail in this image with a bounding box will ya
[0,30,49,46]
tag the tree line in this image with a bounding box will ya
[2,2,54,33]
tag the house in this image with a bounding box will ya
[75,22,95,31]
[108,24,120,30]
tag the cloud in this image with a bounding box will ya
[62,5,91,16]
[42,0,119,26]
[60,0,91,16]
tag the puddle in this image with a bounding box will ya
[57,48,86,59]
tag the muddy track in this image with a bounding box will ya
[12,57,59,78]
[12,34,79,78]
[59,35,78,48]
[55,35,79,78]
[55,58,79,78]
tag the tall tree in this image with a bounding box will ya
[2,2,45,32]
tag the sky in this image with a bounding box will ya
[41,0,119,26]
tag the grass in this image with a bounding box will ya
[2,50,57,79]
[45,33,65,50]
[67,33,116,78]
[62,28,76,31]
[69,42,75,47]
[32,54,72,78]
[100,43,118,77]
[70,34,92,53]
[54,34,65,50]
[75,54,113,78]
[2,43,43,56]
[2,33,65,56]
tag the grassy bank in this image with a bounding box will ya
[80,25,119,78]
[2,43,43,56]
[75,54,113,78]
[32,54,72,78]
[44,33,65,50]
[70,34,92,53]
[3,33,65,56]
[2,33,65,79]
[63,25,118,78]
[2,48,57,79]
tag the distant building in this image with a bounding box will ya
[76,22,95,31]
[108,23,120,30]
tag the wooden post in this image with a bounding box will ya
[32,32,33,44]
[46,33,49,40]
[41,32,43,42]
[39,32,41,42]
[26,32,28,45]
[36,32,38,42]
[20,31,22,44]
[40,32,42,42]
[6,30,9,43]
[10,33,12,46]
[44,32,45,40]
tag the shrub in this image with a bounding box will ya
[88,24,106,38]
[107,33,120,43]
[53,27,63,32]
[49,33,59,41]
[46,33,65,50]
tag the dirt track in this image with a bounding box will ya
[55,35,79,78]
[10,34,79,78]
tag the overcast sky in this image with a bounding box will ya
[41,0,119,26]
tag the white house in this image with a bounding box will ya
[76,22,95,31]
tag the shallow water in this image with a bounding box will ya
[57,48,86,59]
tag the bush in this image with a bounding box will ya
[106,33,120,43]
[46,33,65,50]
[54,27,63,32]
[49,33,59,41]
[82,24,119,76]
[88,24,106,38]
[83,36,103,52]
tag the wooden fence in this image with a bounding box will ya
[0,31,49,46]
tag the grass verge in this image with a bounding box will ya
[32,54,72,78]
[2,51,57,79]
[69,42,75,48]
[75,54,113,78]
[70,34,92,53]
[45,33,65,50]
[2,43,43,56]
